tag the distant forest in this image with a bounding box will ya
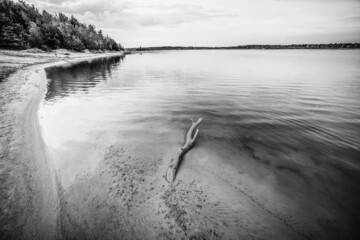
[0,0,123,51]
[129,43,360,51]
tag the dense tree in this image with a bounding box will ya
[0,0,124,51]
[28,21,42,47]
[0,13,28,49]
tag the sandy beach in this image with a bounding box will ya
[0,50,124,239]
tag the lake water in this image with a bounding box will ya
[40,50,360,239]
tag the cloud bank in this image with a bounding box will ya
[25,0,360,47]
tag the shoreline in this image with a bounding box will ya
[0,50,125,239]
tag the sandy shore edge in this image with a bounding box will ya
[0,52,125,239]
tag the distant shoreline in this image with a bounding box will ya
[127,43,360,51]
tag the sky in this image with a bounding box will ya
[25,0,360,47]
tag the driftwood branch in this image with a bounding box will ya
[166,118,203,183]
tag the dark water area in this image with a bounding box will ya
[45,56,124,100]
[41,50,360,239]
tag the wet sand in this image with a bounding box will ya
[56,127,338,240]
[58,135,307,240]
[0,50,124,239]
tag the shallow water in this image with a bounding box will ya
[40,50,360,239]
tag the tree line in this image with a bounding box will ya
[0,0,124,51]
[129,43,360,51]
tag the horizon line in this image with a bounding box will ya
[126,42,360,49]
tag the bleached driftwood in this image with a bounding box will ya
[166,118,203,183]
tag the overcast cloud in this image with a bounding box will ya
[25,0,360,47]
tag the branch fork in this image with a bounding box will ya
[166,118,203,183]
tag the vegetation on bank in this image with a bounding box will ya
[0,0,123,51]
[129,43,360,51]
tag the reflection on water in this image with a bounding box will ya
[45,56,123,101]
[40,50,360,239]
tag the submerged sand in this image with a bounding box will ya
[57,139,307,240]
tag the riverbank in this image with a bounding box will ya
[0,50,125,239]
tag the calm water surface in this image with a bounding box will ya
[40,50,360,239]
